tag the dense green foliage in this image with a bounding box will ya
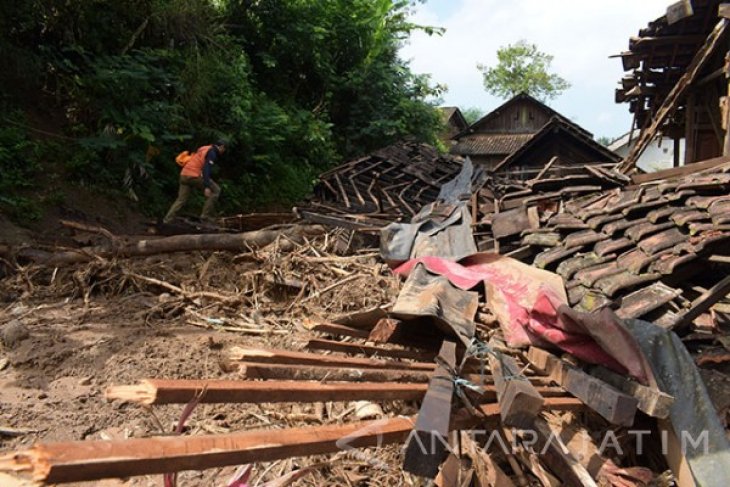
[0,0,444,219]
[461,107,485,125]
[477,40,570,101]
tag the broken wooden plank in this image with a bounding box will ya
[527,347,638,426]
[462,434,516,487]
[224,346,436,371]
[403,340,457,479]
[532,418,598,487]
[588,365,673,418]
[671,274,730,330]
[631,155,730,184]
[235,362,433,383]
[489,339,545,428]
[0,398,585,485]
[304,338,436,361]
[106,379,428,405]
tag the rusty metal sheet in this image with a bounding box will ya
[411,206,477,262]
[392,264,477,344]
[615,282,682,320]
[492,207,533,239]
[637,227,687,254]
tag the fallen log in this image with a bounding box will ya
[106,379,428,405]
[4,225,324,266]
[0,398,584,484]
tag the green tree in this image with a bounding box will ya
[477,40,570,101]
[461,107,485,125]
[596,136,613,147]
[0,0,445,218]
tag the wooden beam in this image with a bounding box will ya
[223,346,436,371]
[462,434,516,487]
[304,338,436,362]
[670,274,730,330]
[620,19,730,171]
[588,365,673,418]
[526,348,638,426]
[630,155,730,184]
[308,320,441,351]
[236,362,433,383]
[489,340,545,428]
[0,398,585,485]
[106,379,428,405]
[403,340,457,479]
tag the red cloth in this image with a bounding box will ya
[394,254,653,384]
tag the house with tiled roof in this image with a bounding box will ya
[438,106,468,143]
[450,93,620,178]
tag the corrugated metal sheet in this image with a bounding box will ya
[450,133,535,156]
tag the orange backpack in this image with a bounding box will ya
[175,151,193,167]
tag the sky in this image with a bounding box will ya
[399,0,672,141]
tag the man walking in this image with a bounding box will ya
[164,140,226,223]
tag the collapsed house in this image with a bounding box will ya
[615,0,730,169]
[450,93,620,180]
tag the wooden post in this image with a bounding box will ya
[488,339,545,428]
[686,93,696,164]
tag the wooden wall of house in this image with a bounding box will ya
[473,99,553,134]
[503,132,612,178]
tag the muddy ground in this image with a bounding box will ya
[0,230,415,486]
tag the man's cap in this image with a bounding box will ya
[215,139,228,147]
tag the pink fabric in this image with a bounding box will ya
[394,254,642,379]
